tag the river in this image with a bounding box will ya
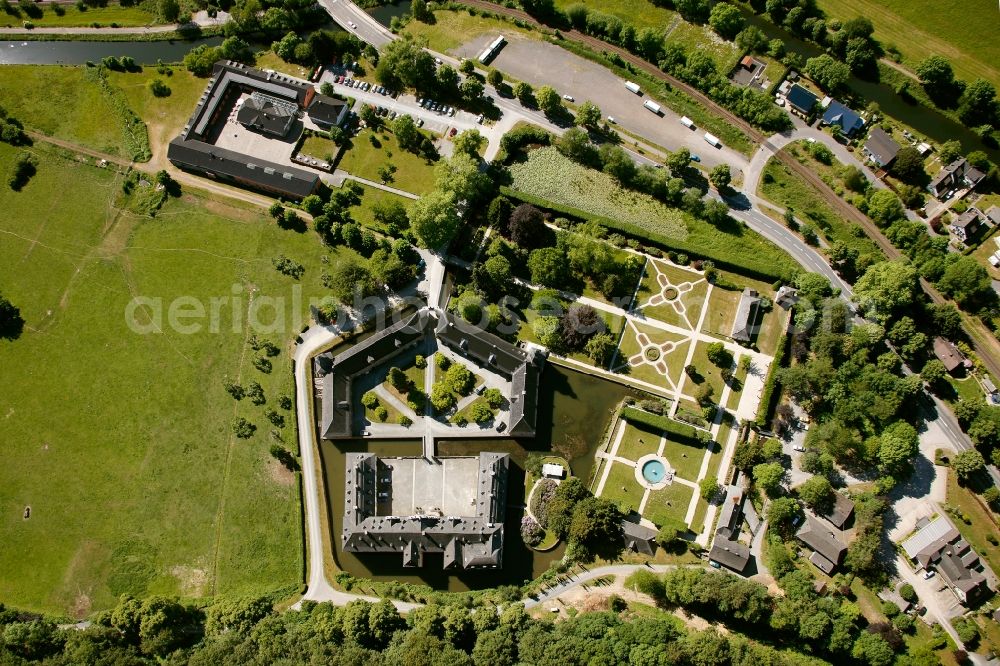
[319,362,642,591]
[0,36,223,65]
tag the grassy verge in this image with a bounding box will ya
[401,7,536,54]
[0,25,222,41]
[758,155,884,262]
[0,3,158,28]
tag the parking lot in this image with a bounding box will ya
[453,34,748,172]
[319,71,483,137]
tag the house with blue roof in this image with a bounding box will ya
[821,100,864,137]
[785,84,818,115]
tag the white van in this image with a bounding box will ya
[643,100,662,115]
[703,132,721,147]
[680,116,695,129]
[625,81,641,95]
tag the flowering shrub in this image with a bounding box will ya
[520,516,543,547]
[530,478,559,528]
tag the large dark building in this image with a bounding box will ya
[167,60,346,200]
[342,452,509,569]
[314,308,543,439]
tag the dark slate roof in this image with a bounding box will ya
[167,137,318,199]
[796,515,847,568]
[307,94,348,125]
[864,127,900,167]
[821,492,855,530]
[731,288,761,342]
[318,310,432,439]
[342,452,509,569]
[710,535,750,572]
[622,520,658,556]
[786,84,818,113]
[932,337,965,372]
[823,101,864,135]
[237,96,296,136]
[952,208,984,232]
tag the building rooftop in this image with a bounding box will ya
[796,514,847,569]
[901,515,992,604]
[786,84,818,113]
[343,452,509,569]
[864,127,900,167]
[307,94,348,125]
[822,100,864,136]
[237,93,298,137]
[821,492,855,530]
[731,288,761,343]
[622,520,658,556]
[932,337,966,373]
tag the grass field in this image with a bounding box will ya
[660,438,704,482]
[347,184,414,233]
[616,423,660,461]
[402,8,536,55]
[0,2,158,28]
[813,0,1000,89]
[0,65,140,158]
[509,147,797,279]
[644,482,694,528]
[551,0,740,71]
[106,67,209,164]
[338,127,438,196]
[253,51,315,80]
[299,134,337,162]
[0,142,373,615]
[601,461,645,513]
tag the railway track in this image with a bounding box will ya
[459,0,1000,379]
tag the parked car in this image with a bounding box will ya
[562,94,574,101]
[690,154,701,162]
[449,127,458,137]
[417,98,424,105]
[389,111,397,119]
[923,570,935,580]
[607,116,616,123]
[793,445,805,452]
[416,118,424,127]
[476,114,484,124]
[448,107,456,116]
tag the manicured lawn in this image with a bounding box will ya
[0,2,158,27]
[601,461,645,513]
[661,437,705,482]
[365,396,403,426]
[701,286,739,339]
[614,320,689,388]
[644,482,694,528]
[299,134,338,162]
[616,423,661,461]
[633,258,708,329]
[402,7,536,54]
[253,51,314,80]
[0,65,139,158]
[813,0,1000,89]
[338,127,438,196]
[688,340,729,400]
[347,184,414,233]
[0,143,365,615]
[725,356,749,410]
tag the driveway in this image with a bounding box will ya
[452,34,747,173]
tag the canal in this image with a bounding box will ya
[366,0,413,28]
[0,36,223,65]
[318,362,642,591]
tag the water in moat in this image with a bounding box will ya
[0,36,223,65]
[319,363,642,590]
[366,0,413,28]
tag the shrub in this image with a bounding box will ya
[232,417,256,439]
[147,78,171,97]
[399,415,412,427]
[899,583,916,603]
[469,402,494,424]
[414,355,426,369]
[520,516,544,546]
[224,381,245,400]
[620,407,705,446]
[374,406,389,422]
[483,388,504,408]
[530,478,559,528]
[361,391,379,409]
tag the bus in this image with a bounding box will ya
[479,36,506,64]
